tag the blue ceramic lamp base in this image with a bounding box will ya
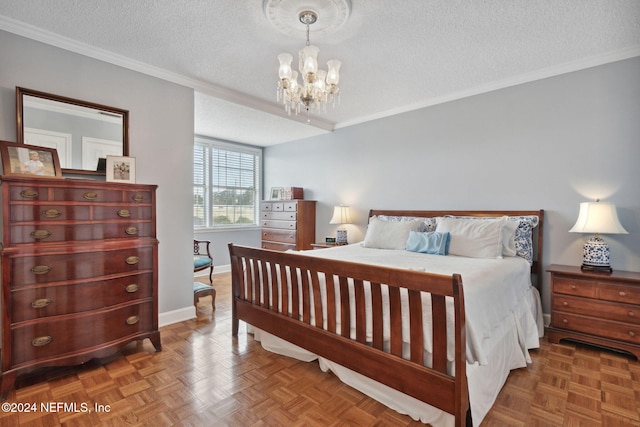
[581,235,613,273]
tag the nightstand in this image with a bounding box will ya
[546,264,640,359]
[311,242,338,249]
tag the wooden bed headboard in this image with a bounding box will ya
[368,209,544,292]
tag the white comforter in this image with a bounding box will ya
[297,243,539,366]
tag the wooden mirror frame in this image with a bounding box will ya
[16,87,129,176]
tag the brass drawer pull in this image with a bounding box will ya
[570,285,577,290]
[125,256,139,265]
[83,191,98,200]
[125,227,138,236]
[42,208,62,218]
[31,229,52,240]
[31,298,52,309]
[629,331,636,337]
[619,291,627,297]
[31,265,51,275]
[118,209,131,218]
[125,284,139,293]
[20,189,39,199]
[562,318,568,324]
[629,311,636,317]
[132,194,144,202]
[32,336,52,347]
[126,315,139,325]
[562,301,568,306]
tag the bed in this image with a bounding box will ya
[229,209,544,426]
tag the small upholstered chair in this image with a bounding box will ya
[193,281,216,311]
[194,239,214,283]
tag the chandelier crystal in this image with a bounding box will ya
[276,10,341,119]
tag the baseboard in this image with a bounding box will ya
[159,305,195,327]
[193,264,230,277]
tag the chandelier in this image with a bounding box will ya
[276,10,341,119]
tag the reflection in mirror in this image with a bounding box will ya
[16,87,129,176]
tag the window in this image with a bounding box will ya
[194,137,261,229]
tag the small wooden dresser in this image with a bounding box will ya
[547,264,640,359]
[260,200,316,251]
[0,176,161,397]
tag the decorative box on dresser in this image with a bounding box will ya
[260,200,316,251]
[0,175,161,397]
[547,264,640,359]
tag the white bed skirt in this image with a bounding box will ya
[249,286,543,426]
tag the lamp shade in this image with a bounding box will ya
[329,205,352,225]
[569,202,628,234]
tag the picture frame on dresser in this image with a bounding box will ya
[270,187,282,200]
[106,155,136,183]
[0,140,62,178]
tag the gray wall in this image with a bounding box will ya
[264,57,640,314]
[0,30,195,318]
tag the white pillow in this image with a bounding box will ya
[435,217,503,259]
[362,217,423,250]
[501,218,519,257]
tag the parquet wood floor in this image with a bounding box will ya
[1,273,639,426]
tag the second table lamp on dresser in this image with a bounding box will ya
[330,205,352,245]
[569,200,628,272]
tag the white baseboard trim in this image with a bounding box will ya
[193,264,230,277]
[159,306,195,327]
[161,266,231,327]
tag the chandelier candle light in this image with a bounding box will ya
[277,10,341,120]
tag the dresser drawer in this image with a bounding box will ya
[262,228,296,244]
[92,206,153,220]
[598,282,640,304]
[11,301,153,366]
[551,312,640,345]
[553,276,596,298]
[11,272,153,322]
[9,246,154,287]
[10,222,154,244]
[261,220,296,230]
[261,211,296,221]
[553,295,640,325]
[262,241,295,251]
[10,205,91,222]
[8,185,153,204]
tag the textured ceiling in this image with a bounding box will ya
[1,0,639,146]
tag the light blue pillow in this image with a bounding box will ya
[405,231,451,255]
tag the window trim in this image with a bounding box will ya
[194,136,262,231]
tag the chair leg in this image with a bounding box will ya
[208,265,214,283]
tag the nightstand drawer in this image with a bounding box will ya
[553,276,596,298]
[598,282,640,304]
[553,295,640,325]
[552,312,640,345]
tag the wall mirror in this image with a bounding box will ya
[16,87,129,176]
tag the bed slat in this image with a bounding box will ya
[229,244,469,426]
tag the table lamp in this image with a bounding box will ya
[329,205,352,245]
[569,201,627,272]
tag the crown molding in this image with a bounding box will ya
[336,45,640,129]
[0,15,335,132]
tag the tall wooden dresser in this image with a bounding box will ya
[0,176,161,397]
[260,200,316,251]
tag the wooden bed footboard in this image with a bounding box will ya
[229,243,470,426]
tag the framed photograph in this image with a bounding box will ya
[0,140,62,178]
[106,155,136,183]
[270,187,283,200]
